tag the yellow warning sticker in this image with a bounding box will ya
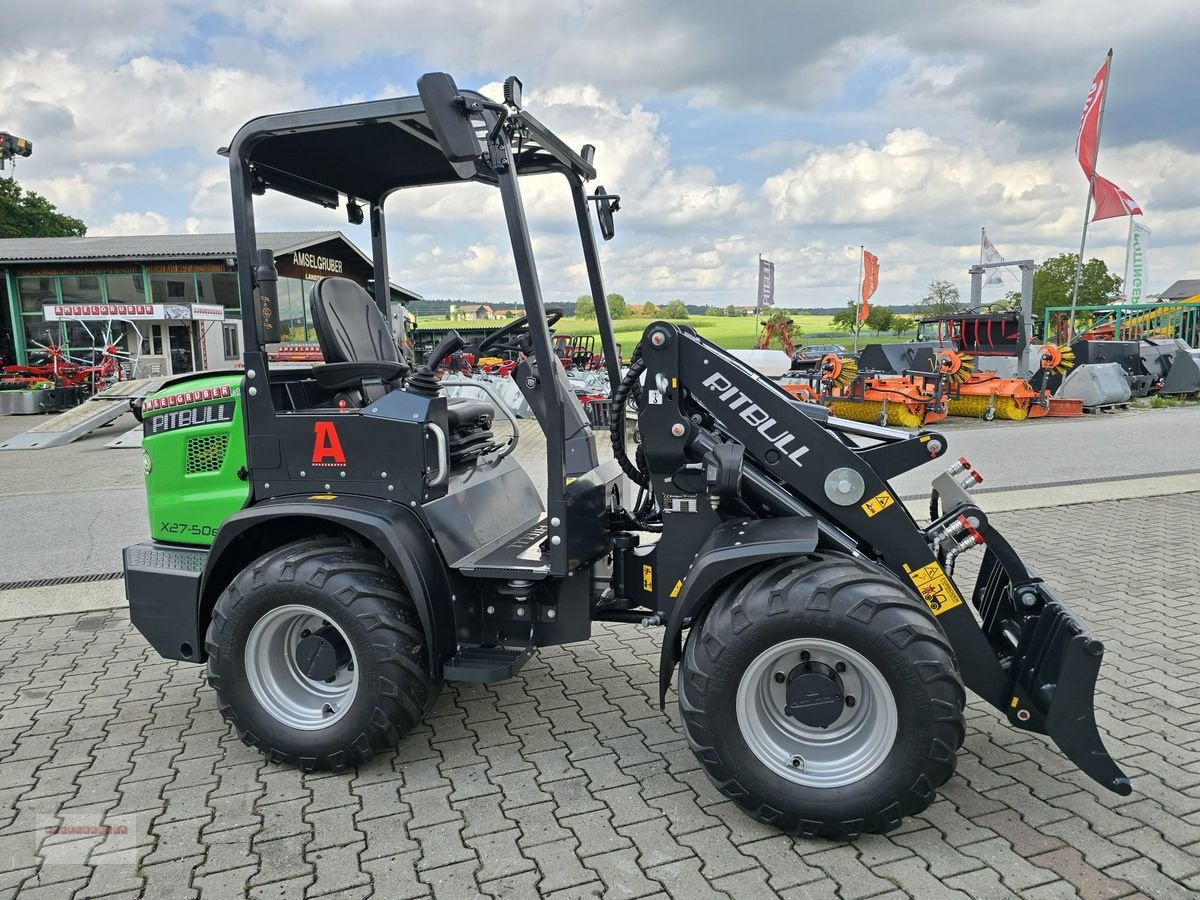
[308,494,337,500]
[1010,696,1020,709]
[643,565,653,593]
[670,579,684,599]
[861,490,896,518]
[903,561,964,616]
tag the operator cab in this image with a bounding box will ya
[219,70,625,587]
[302,275,498,464]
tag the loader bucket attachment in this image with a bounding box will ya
[972,548,1132,795]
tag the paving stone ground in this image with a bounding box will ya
[1,492,1198,899]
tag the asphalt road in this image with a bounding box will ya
[1,405,1198,583]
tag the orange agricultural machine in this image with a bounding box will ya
[782,353,950,428]
[938,346,1073,421]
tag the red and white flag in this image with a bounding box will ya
[859,250,879,322]
[1091,173,1142,221]
[1076,60,1107,177]
[981,229,1005,285]
[1075,53,1142,221]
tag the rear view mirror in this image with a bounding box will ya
[592,186,620,241]
[417,72,481,163]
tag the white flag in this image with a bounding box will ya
[1124,222,1150,303]
[981,230,1005,285]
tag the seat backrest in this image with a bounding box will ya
[309,277,400,364]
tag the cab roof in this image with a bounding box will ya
[223,90,596,208]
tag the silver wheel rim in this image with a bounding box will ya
[735,637,898,787]
[243,604,359,730]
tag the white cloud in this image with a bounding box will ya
[90,212,174,236]
[4,2,1199,310]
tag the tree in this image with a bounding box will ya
[640,301,659,317]
[890,315,915,337]
[574,294,595,320]
[705,306,724,316]
[1024,253,1121,322]
[866,305,894,336]
[916,279,964,316]
[0,178,87,238]
[663,299,689,319]
[832,300,867,341]
[725,304,740,318]
[606,293,629,319]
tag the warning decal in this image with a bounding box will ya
[642,565,653,593]
[861,490,895,518]
[902,561,964,616]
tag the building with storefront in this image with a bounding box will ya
[0,231,420,376]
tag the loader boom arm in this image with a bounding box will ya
[636,323,1131,796]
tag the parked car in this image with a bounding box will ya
[793,343,847,362]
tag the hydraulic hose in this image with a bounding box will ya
[610,353,649,489]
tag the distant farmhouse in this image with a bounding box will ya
[449,303,495,321]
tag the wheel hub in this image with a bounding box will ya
[243,605,359,730]
[736,637,899,787]
[784,660,844,728]
[295,626,351,682]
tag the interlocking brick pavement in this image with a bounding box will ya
[1,492,1198,898]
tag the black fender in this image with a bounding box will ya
[198,495,457,675]
[658,516,819,705]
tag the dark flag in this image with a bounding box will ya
[756,257,775,310]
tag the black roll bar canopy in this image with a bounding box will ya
[223,73,620,578]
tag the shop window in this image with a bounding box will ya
[196,272,240,310]
[17,276,57,313]
[105,274,146,305]
[150,273,196,304]
[223,323,241,359]
[277,277,312,342]
[60,275,105,304]
[141,324,165,356]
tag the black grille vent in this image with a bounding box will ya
[186,434,229,474]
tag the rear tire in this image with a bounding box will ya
[678,553,965,839]
[205,537,442,770]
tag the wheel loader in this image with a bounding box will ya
[122,72,1130,839]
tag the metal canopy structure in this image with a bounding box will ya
[222,74,620,579]
[224,95,597,205]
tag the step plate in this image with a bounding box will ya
[452,517,550,578]
[442,646,535,684]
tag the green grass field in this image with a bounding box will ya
[416,313,912,352]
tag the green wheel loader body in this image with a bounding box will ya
[140,372,249,546]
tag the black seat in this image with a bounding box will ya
[308,278,496,442]
[309,277,408,392]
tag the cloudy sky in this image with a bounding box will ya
[4,1,1197,308]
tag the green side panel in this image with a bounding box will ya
[142,372,249,546]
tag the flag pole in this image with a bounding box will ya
[853,245,864,353]
[980,227,987,293]
[1122,215,1134,302]
[1068,48,1113,339]
[754,253,763,344]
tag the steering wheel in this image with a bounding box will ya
[478,308,564,356]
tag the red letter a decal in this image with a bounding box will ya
[312,421,346,466]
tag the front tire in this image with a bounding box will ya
[679,553,965,839]
[205,537,442,770]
